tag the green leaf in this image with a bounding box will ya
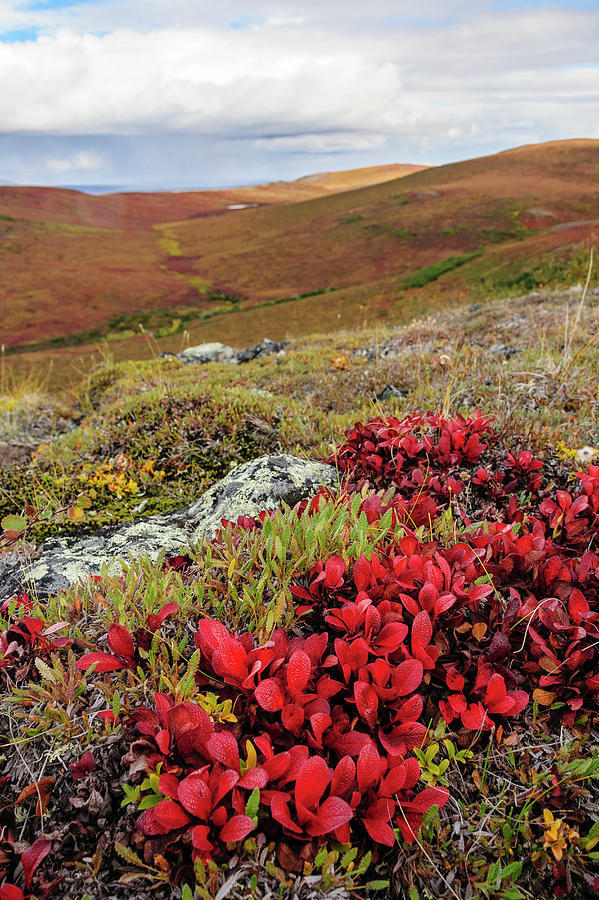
[486,860,500,887]
[341,846,358,868]
[2,513,27,533]
[114,842,145,867]
[499,861,522,882]
[245,788,260,819]
[366,880,390,891]
[314,846,328,867]
[585,821,599,850]
[181,886,193,900]
[137,794,163,810]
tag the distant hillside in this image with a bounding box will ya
[163,138,599,316]
[0,163,426,349]
[2,140,598,359]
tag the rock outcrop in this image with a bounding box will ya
[159,338,290,366]
[1,455,337,600]
[178,342,238,365]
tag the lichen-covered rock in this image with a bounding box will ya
[189,454,337,542]
[178,342,237,364]
[176,338,289,366]
[0,455,337,599]
[236,338,289,363]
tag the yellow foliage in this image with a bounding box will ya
[542,808,579,862]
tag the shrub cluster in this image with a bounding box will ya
[1,411,598,896]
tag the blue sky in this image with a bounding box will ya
[0,0,597,187]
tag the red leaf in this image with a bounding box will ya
[196,618,230,652]
[168,703,213,747]
[177,772,212,819]
[381,764,407,795]
[220,815,255,842]
[325,556,346,589]
[373,622,408,653]
[448,693,467,714]
[307,796,353,836]
[310,712,332,746]
[21,837,52,889]
[392,658,424,696]
[461,702,492,731]
[295,756,330,810]
[263,751,292,781]
[238,767,268,789]
[77,651,127,672]
[362,798,396,846]
[394,694,424,722]
[154,601,179,626]
[412,610,433,651]
[271,791,302,833]
[286,650,312,692]
[212,636,249,683]
[363,816,396,846]
[206,730,240,770]
[379,722,426,756]
[418,583,438,611]
[107,623,135,660]
[316,676,345,698]
[331,756,356,797]
[330,730,372,756]
[445,666,464,691]
[191,824,213,853]
[212,769,239,806]
[281,704,304,733]
[153,798,190,830]
[255,678,284,712]
[405,786,450,813]
[357,742,381,793]
[353,555,372,592]
[0,886,25,900]
[434,593,457,616]
[158,773,180,798]
[485,673,507,708]
[354,681,379,729]
[69,750,95,780]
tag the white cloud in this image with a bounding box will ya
[0,1,597,184]
[46,149,106,171]
[253,133,388,153]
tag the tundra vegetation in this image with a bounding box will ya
[0,278,599,900]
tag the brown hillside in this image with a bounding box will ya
[0,163,425,348]
[2,140,598,356]
[163,138,598,307]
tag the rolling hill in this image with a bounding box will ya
[1,140,598,370]
[0,163,428,351]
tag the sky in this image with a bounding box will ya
[0,0,598,189]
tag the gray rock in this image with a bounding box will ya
[236,338,290,364]
[488,343,519,359]
[1,455,337,599]
[189,454,338,542]
[374,384,409,401]
[178,342,237,364]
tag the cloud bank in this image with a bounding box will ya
[0,1,598,186]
